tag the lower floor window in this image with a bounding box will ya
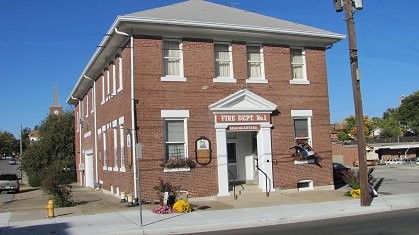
[165,119,186,159]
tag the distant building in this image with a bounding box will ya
[67,0,344,201]
[50,84,63,116]
[28,130,40,143]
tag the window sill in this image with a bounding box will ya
[246,78,268,84]
[290,79,310,85]
[213,77,236,83]
[161,76,187,82]
[163,167,191,173]
[294,159,315,164]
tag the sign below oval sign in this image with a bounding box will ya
[195,137,211,165]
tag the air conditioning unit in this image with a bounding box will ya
[78,163,85,171]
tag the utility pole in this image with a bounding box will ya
[335,0,370,206]
[19,124,23,157]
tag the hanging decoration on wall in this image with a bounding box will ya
[195,137,212,165]
[289,139,322,166]
[290,139,316,160]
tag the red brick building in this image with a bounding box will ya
[67,0,344,201]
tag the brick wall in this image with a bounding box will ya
[75,36,333,200]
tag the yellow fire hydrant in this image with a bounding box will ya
[46,199,55,218]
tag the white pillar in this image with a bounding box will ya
[257,123,274,192]
[215,124,230,196]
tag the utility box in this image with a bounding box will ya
[353,0,363,10]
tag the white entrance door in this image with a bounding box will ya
[85,152,94,188]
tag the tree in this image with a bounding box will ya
[337,115,376,141]
[376,108,401,138]
[398,91,419,136]
[21,110,75,206]
[0,131,18,157]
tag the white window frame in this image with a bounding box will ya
[102,125,107,170]
[119,116,125,172]
[90,90,94,114]
[291,110,313,145]
[213,42,235,83]
[85,95,89,118]
[112,63,116,96]
[161,39,186,82]
[290,47,309,85]
[101,75,105,105]
[246,44,267,84]
[113,121,118,171]
[117,56,123,92]
[106,69,110,101]
[76,111,80,132]
[161,110,189,160]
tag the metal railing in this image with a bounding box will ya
[254,158,270,197]
[228,170,239,200]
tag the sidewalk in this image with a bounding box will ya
[1,184,419,235]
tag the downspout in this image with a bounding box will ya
[84,75,98,186]
[71,96,82,186]
[115,27,138,199]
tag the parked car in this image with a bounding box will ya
[385,159,403,165]
[333,163,351,183]
[8,158,17,165]
[353,159,379,167]
[0,173,20,193]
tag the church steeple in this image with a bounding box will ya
[50,84,63,116]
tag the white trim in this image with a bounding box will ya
[106,69,110,100]
[101,75,105,104]
[294,159,315,164]
[161,76,187,82]
[297,180,314,191]
[246,79,268,84]
[161,110,189,118]
[290,80,310,85]
[163,167,191,172]
[291,110,313,117]
[213,77,236,83]
[117,56,123,93]
[112,63,116,95]
[84,131,91,138]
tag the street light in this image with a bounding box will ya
[334,0,370,206]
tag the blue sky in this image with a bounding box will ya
[1,0,418,138]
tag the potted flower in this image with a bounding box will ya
[161,158,196,170]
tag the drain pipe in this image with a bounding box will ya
[84,75,98,187]
[114,26,142,228]
[114,27,137,198]
[70,96,83,186]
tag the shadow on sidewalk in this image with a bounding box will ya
[1,222,71,235]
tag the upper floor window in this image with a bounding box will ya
[117,56,123,92]
[290,48,309,85]
[213,43,235,83]
[246,45,266,83]
[161,40,186,82]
